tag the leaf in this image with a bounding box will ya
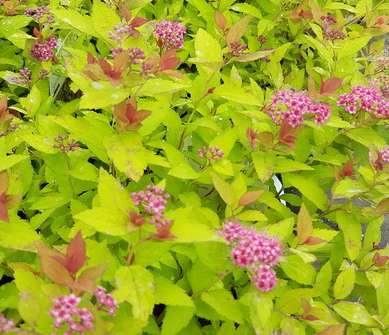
[0,155,28,171]
[214,83,262,106]
[320,77,343,95]
[104,133,148,182]
[375,198,389,216]
[274,157,314,173]
[211,174,235,206]
[201,289,243,323]
[297,204,313,244]
[316,325,345,335]
[154,276,193,307]
[226,16,251,44]
[333,302,378,326]
[80,83,129,109]
[314,261,332,295]
[0,219,39,251]
[333,265,355,299]
[92,0,120,41]
[74,265,105,293]
[138,79,189,96]
[65,231,86,275]
[234,49,274,62]
[336,212,361,261]
[52,8,94,35]
[284,173,327,210]
[114,266,154,322]
[280,255,316,285]
[336,36,371,59]
[252,151,273,182]
[161,306,194,335]
[239,190,263,206]
[194,29,223,64]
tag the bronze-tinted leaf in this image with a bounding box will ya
[316,324,345,335]
[226,16,251,45]
[214,11,227,32]
[159,49,180,72]
[297,204,313,244]
[239,190,263,206]
[74,265,105,293]
[65,231,87,275]
[320,77,343,95]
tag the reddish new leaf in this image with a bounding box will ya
[336,160,355,180]
[37,243,73,286]
[131,17,148,28]
[279,121,300,147]
[320,77,343,95]
[0,193,9,222]
[316,324,345,335]
[113,98,151,130]
[373,252,389,267]
[226,16,251,45]
[214,11,227,32]
[304,236,327,245]
[74,265,105,293]
[159,49,180,72]
[239,190,263,206]
[375,198,389,216]
[155,222,175,240]
[65,231,87,275]
[129,211,145,226]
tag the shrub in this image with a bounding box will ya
[0,0,388,334]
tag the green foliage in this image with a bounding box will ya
[0,0,388,334]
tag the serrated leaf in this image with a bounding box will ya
[155,275,193,307]
[333,265,355,299]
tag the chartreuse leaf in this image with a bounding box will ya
[377,270,389,318]
[214,83,262,106]
[0,154,28,171]
[252,151,274,182]
[104,133,148,182]
[336,36,371,59]
[333,264,355,299]
[51,8,94,35]
[114,265,154,322]
[167,207,216,242]
[154,275,193,307]
[336,212,361,261]
[0,218,39,250]
[14,269,54,333]
[201,289,244,323]
[192,28,223,72]
[92,0,120,41]
[74,169,134,235]
[283,173,328,210]
[333,302,378,327]
[314,261,332,296]
[160,143,199,179]
[161,306,194,335]
[211,174,236,206]
[250,294,273,334]
[138,79,189,96]
[280,255,316,285]
[80,83,129,109]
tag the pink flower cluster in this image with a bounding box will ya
[111,47,145,64]
[131,185,173,232]
[50,294,93,334]
[154,20,186,49]
[229,42,247,57]
[198,146,224,161]
[31,36,57,62]
[0,314,15,333]
[380,147,389,163]
[94,286,117,316]
[109,23,137,41]
[321,14,345,40]
[221,221,282,292]
[268,89,330,127]
[25,6,54,22]
[337,86,389,118]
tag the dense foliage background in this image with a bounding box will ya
[0,0,388,334]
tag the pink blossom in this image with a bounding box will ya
[229,42,247,57]
[50,294,94,334]
[154,20,186,49]
[252,265,277,292]
[380,147,389,163]
[128,48,145,64]
[220,221,246,243]
[337,86,388,119]
[268,89,330,127]
[0,314,15,333]
[94,286,117,316]
[31,37,57,61]
[198,146,224,161]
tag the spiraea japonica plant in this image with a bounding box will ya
[0,0,388,334]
